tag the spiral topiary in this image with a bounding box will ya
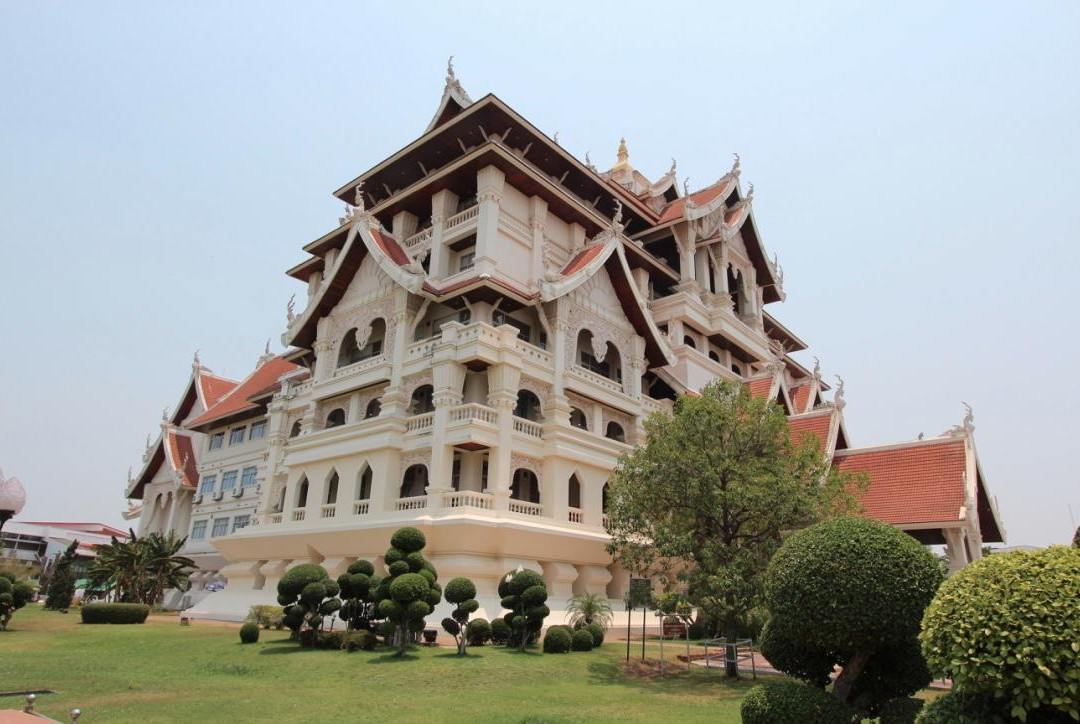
[276,564,340,644]
[371,527,441,655]
[498,568,548,651]
[337,558,380,631]
[441,576,480,656]
[764,516,943,717]
[920,546,1080,721]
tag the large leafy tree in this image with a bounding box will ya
[87,530,194,604]
[605,380,863,676]
[44,541,78,610]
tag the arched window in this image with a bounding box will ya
[708,350,720,363]
[325,471,339,505]
[568,474,581,509]
[337,319,386,368]
[731,362,742,376]
[409,385,435,415]
[400,464,428,498]
[510,469,540,504]
[514,390,542,421]
[727,266,743,316]
[605,421,626,443]
[296,477,309,508]
[289,421,302,438]
[325,408,346,428]
[683,335,697,349]
[364,398,381,419]
[602,482,610,513]
[356,466,372,500]
[569,407,588,430]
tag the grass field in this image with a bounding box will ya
[0,607,758,722]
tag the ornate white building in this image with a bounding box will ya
[125,64,1004,621]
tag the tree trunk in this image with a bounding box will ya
[724,615,739,678]
[832,650,872,704]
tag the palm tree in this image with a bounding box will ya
[88,530,193,604]
[565,592,613,629]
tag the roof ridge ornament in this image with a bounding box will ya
[611,197,624,235]
[612,137,631,172]
[445,55,472,104]
[683,177,691,198]
[730,152,741,179]
[944,402,975,437]
[286,294,297,324]
[812,356,822,383]
[585,151,597,172]
[833,375,846,412]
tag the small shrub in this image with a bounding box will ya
[583,622,604,647]
[490,617,510,645]
[878,697,925,724]
[740,680,852,724]
[80,603,150,624]
[467,617,491,646]
[316,630,345,650]
[687,619,708,640]
[543,626,572,654]
[920,546,1080,721]
[239,622,260,643]
[571,628,594,652]
[343,629,377,652]
[246,604,284,630]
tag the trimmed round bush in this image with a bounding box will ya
[766,517,943,653]
[387,560,410,577]
[444,577,476,603]
[543,626,572,653]
[740,680,852,724]
[278,564,328,598]
[239,622,260,643]
[390,526,426,553]
[571,628,594,652]
[343,629,377,652]
[390,573,430,602]
[80,603,150,624]
[920,546,1080,721]
[347,559,375,576]
[490,617,510,644]
[467,618,491,646]
[583,622,604,647]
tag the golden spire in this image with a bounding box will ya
[612,137,631,171]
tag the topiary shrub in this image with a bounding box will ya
[44,541,78,611]
[877,696,925,724]
[740,680,852,724]
[466,617,491,646]
[920,546,1080,722]
[80,603,150,624]
[498,568,548,651]
[543,625,572,653]
[371,527,442,656]
[343,629,377,652]
[571,628,594,652]
[276,563,341,644]
[337,558,380,631]
[764,517,943,717]
[490,617,511,645]
[583,621,604,647]
[442,576,480,656]
[239,622,260,643]
[0,571,35,631]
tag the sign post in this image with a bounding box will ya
[627,577,651,662]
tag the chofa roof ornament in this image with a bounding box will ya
[944,402,975,437]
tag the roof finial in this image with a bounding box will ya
[745,182,754,203]
[286,294,296,324]
[192,349,201,369]
[833,375,846,412]
[613,137,630,171]
[553,131,559,145]
[812,356,821,382]
[161,406,170,422]
[585,150,596,172]
[683,177,691,198]
[731,152,741,177]
[668,158,677,176]
[447,55,456,83]
[611,197,624,234]
[354,181,365,212]
[943,401,975,437]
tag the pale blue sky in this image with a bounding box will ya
[1,2,1077,546]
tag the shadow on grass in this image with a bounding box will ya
[586,658,761,699]
[433,650,485,660]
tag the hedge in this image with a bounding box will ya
[80,603,150,624]
[239,622,260,643]
[920,546,1080,721]
[740,680,852,724]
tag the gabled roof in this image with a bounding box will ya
[186,356,301,431]
[788,408,836,454]
[126,429,198,499]
[168,361,238,426]
[833,436,1003,543]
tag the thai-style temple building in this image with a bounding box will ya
[124,63,1005,620]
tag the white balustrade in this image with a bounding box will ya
[332,354,387,379]
[445,205,479,232]
[450,403,498,425]
[405,412,435,434]
[353,500,370,515]
[406,338,437,361]
[443,491,494,510]
[568,508,584,523]
[513,417,543,438]
[508,499,543,517]
[267,513,283,525]
[292,509,306,522]
[404,226,433,250]
[396,496,428,511]
[515,340,553,367]
[569,364,625,395]
[320,504,337,519]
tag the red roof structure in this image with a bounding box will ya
[187,356,301,431]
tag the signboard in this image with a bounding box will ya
[628,577,651,609]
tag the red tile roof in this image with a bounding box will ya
[187,356,301,429]
[561,244,607,276]
[746,377,774,399]
[198,372,238,408]
[371,227,411,267]
[788,411,833,452]
[165,432,199,489]
[835,439,968,526]
[657,179,735,224]
[790,384,814,414]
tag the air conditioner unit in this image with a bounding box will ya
[232,488,243,498]
[193,493,203,504]
[213,491,224,501]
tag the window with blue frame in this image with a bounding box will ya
[190,520,207,539]
[211,518,229,537]
[208,433,224,450]
[229,427,246,445]
[241,467,258,488]
[199,475,217,495]
[220,470,238,491]
[249,421,267,440]
[232,515,250,532]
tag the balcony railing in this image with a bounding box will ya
[396,496,428,511]
[292,509,306,522]
[332,354,388,379]
[515,339,553,367]
[405,412,435,434]
[513,417,543,438]
[443,491,494,510]
[569,364,625,395]
[353,500,370,515]
[267,513,283,525]
[445,205,479,233]
[449,403,497,425]
[320,504,337,519]
[508,499,543,517]
[568,508,584,523]
[403,226,433,252]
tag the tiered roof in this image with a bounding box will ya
[187,355,301,431]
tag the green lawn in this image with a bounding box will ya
[0,607,757,722]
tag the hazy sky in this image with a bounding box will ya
[1,2,1077,546]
